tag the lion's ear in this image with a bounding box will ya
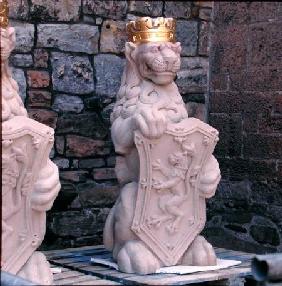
[125,42,137,60]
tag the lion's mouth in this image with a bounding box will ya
[144,63,176,76]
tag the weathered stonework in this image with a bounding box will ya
[51,52,95,94]
[100,20,127,54]
[128,1,163,16]
[208,2,282,253]
[94,54,125,101]
[10,54,33,67]
[176,20,198,56]
[52,95,84,114]
[83,0,127,20]
[30,0,81,22]
[164,1,192,18]
[11,21,34,52]
[37,24,99,54]
[11,68,26,102]
[8,0,29,20]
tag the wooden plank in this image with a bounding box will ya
[53,270,84,280]
[120,267,251,285]
[45,246,253,285]
[44,245,104,257]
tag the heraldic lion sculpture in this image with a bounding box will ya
[1,8,60,284]
[103,17,221,274]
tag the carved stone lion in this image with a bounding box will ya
[103,41,221,274]
[1,27,60,284]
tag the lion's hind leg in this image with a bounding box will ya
[117,240,161,274]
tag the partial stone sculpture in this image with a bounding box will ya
[1,2,61,284]
[103,17,221,274]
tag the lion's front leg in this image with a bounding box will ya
[111,116,136,155]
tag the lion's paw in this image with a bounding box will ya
[180,235,217,266]
[117,240,161,274]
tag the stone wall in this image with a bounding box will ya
[206,2,282,253]
[8,0,213,249]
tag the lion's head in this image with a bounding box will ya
[111,41,182,123]
[127,41,181,85]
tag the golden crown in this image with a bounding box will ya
[126,17,176,44]
[0,0,9,28]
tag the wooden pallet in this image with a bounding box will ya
[43,245,255,285]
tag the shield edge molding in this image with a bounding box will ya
[131,118,219,266]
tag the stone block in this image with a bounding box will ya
[186,102,206,122]
[209,73,228,92]
[52,95,84,113]
[51,52,94,94]
[50,209,98,237]
[11,21,34,52]
[198,21,210,56]
[8,0,29,20]
[66,135,111,157]
[30,0,81,21]
[34,49,49,68]
[194,1,213,8]
[176,57,208,94]
[27,70,50,88]
[37,24,99,54]
[106,156,116,167]
[199,7,212,21]
[72,160,79,169]
[230,68,282,92]
[101,103,115,126]
[11,68,26,103]
[10,54,33,67]
[213,2,250,27]
[221,158,278,181]
[28,109,58,129]
[249,22,282,70]
[92,168,116,180]
[164,1,192,19]
[249,2,282,23]
[176,20,198,56]
[56,113,108,138]
[79,159,105,169]
[60,171,88,183]
[210,25,248,74]
[94,54,125,101]
[28,90,52,107]
[77,181,118,207]
[55,136,65,155]
[250,225,280,246]
[209,91,274,114]
[209,113,242,158]
[100,20,126,54]
[83,0,127,20]
[243,133,282,159]
[53,158,70,169]
[128,0,163,17]
[251,181,282,206]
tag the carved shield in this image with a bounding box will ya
[132,118,219,266]
[1,116,54,274]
